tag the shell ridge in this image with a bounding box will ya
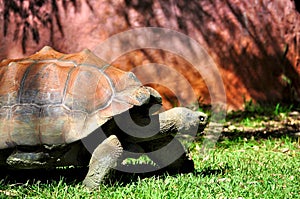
[34,59,77,67]
[38,106,43,145]
[101,69,116,110]
[17,61,36,103]
[7,107,14,148]
[62,67,76,104]
[77,63,110,71]
[79,112,90,141]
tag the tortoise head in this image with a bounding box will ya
[159,107,208,136]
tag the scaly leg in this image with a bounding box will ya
[141,136,194,174]
[83,135,123,189]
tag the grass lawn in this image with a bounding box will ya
[0,104,299,198]
[0,136,299,199]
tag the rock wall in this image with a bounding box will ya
[0,0,299,110]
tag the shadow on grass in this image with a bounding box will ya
[0,163,229,187]
[220,128,299,141]
[106,165,229,186]
[0,167,88,186]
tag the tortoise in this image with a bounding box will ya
[0,46,207,189]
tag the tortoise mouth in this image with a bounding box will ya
[198,120,209,134]
[197,126,206,135]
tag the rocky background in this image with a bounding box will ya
[0,0,299,110]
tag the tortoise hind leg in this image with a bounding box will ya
[141,136,194,174]
[83,135,123,189]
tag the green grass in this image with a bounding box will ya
[0,136,299,199]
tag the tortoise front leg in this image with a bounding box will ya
[83,135,123,189]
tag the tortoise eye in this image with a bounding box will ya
[199,116,206,122]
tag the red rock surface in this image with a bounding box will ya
[0,0,299,110]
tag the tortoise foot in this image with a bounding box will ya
[83,135,123,189]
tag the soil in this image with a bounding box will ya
[221,111,300,140]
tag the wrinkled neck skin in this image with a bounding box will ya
[115,107,206,143]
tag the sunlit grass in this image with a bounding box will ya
[0,136,299,199]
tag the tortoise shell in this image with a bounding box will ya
[0,46,152,149]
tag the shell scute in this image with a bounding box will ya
[0,61,28,107]
[20,61,71,105]
[10,105,40,146]
[63,65,113,113]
